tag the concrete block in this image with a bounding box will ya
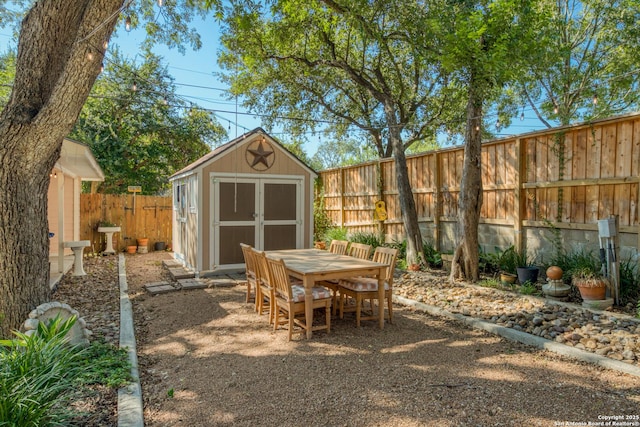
[168,268,195,280]
[144,282,177,295]
[178,278,208,290]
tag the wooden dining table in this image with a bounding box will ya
[265,248,387,338]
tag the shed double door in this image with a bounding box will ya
[212,176,302,268]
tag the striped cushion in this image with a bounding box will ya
[339,277,390,292]
[289,284,332,302]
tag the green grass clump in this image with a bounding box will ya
[518,282,538,295]
[0,316,84,426]
[0,316,131,425]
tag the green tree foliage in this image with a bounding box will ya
[311,136,377,170]
[0,51,14,107]
[521,0,640,126]
[69,51,227,195]
[436,0,541,281]
[0,0,218,337]
[218,0,456,264]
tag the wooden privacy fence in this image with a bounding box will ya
[319,112,640,254]
[80,193,173,253]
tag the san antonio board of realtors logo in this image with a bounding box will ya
[245,137,275,171]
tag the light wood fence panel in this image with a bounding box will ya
[80,194,173,253]
[319,113,640,253]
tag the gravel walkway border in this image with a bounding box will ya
[117,254,144,427]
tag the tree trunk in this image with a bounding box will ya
[389,126,423,266]
[450,82,483,282]
[0,0,122,337]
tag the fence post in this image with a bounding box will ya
[514,137,524,253]
[340,167,345,229]
[434,151,442,252]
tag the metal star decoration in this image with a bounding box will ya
[247,141,274,168]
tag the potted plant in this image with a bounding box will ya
[497,246,518,284]
[571,265,610,301]
[513,248,539,285]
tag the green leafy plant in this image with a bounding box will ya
[619,256,640,306]
[75,341,132,389]
[349,232,384,249]
[479,278,501,289]
[498,246,521,273]
[167,388,175,398]
[313,186,334,242]
[565,250,608,288]
[98,220,116,228]
[422,241,442,268]
[0,316,132,425]
[519,282,538,295]
[324,227,348,246]
[0,316,84,426]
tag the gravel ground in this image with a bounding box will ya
[53,253,640,426]
[394,271,640,366]
[52,255,120,426]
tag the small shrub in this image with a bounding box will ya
[0,316,84,426]
[349,231,384,249]
[313,190,333,242]
[0,317,131,425]
[479,278,501,289]
[423,241,442,268]
[619,257,640,306]
[519,282,538,295]
[76,341,132,389]
[324,227,348,246]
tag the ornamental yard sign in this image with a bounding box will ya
[128,186,142,214]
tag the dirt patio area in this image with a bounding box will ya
[116,252,640,426]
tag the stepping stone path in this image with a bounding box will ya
[144,281,178,295]
[144,261,244,295]
[178,278,208,290]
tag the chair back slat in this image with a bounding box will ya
[328,240,349,255]
[241,243,257,278]
[252,249,270,287]
[347,242,372,260]
[266,256,293,301]
[372,246,398,282]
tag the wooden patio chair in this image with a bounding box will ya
[240,243,258,309]
[338,246,398,328]
[252,249,277,324]
[328,239,349,255]
[321,239,350,315]
[266,256,332,341]
[346,242,372,260]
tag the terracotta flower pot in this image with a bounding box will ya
[573,277,608,300]
[137,238,149,247]
[500,272,517,284]
[126,245,137,254]
[575,283,607,300]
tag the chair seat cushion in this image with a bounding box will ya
[289,284,332,302]
[338,277,389,292]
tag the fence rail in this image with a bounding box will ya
[80,193,173,253]
[319,113,640,254]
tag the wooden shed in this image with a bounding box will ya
[48,138,104,284]
[169,128,317,274]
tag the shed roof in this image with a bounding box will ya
[56,138,104,181]
[169,128,316,180]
